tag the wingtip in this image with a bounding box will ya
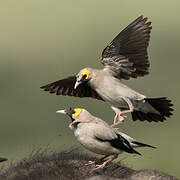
[138,15,144,20]
[40,84,47,89]
[135,15,152,27]
[136,15,148,22]
[40,84,52,92]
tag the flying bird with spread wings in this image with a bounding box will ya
[41,16,173,126]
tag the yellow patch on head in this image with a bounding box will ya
[72,108,82,118]
[81,69,89,80]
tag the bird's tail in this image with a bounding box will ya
[131,97,173,122]
[131,141,156,149]
[0,157,7,163]
[131,148,142,156]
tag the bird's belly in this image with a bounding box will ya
[93,79,144,109]
[96,88,129,108]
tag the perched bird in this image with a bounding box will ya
[41,16,173,126]
[56,107,156,170]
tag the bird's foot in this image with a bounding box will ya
[93,162,107,170]
[93,159,111,170]
[111,113,127,127]
[115,113,127,122]
[85,161,95,166]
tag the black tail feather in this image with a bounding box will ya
[132,149,142,156]
[0,157,7,163]
[145,97,173,117]
[132,97,173,122]
[132,141,156,149]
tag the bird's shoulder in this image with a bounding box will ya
[87,118,118,141]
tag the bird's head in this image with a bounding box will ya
[56,107,83,122]
[56,107,93,130]
[74,68,91,89]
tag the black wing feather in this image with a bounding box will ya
[101,15,152,80]
[95,134,141,155]
[40,76,104,101]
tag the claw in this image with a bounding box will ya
[93,158,113,171]
[112,113,126,127]
[93,162,107,170]
[92,154,118,171]
[85,161,95,166]
[114,113,125,122]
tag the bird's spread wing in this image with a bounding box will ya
[101,15,152,80]
[40,76,104,101]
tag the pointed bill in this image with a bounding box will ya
[74,81,81,89]
[56,109,66,114]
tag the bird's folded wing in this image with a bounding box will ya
[101,15,152,80]
[94,126,141,155]
[89,123,118,141]
[40,76,104,101]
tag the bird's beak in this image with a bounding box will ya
[74,81,81,89]
[56,109,66,114]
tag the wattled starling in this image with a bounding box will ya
[41,16,173,126]
[56,107,155,170]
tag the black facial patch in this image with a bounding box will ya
[66,107,75,122]
[73,122,80,129]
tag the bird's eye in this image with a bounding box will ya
[82,74,87,79]
[81,69,89,80]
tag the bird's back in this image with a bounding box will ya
[89,69,145,108]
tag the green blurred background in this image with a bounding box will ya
[0,0,180,178]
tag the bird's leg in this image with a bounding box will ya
[93,154,118,171]
[94,159,112,170]
[111,106,126,128]
[119,97,134,115]
[85,155,109,166]
[99,155,109,161]
[112,114,126,127]
[112,98,134,127]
